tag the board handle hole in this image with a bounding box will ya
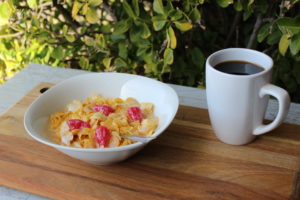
[40,87,49,94]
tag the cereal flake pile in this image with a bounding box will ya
[50,94,158,148]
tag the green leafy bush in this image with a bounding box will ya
[0,0,300,101]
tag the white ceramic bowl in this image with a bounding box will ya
[24,73,179,165]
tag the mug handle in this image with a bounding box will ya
[253,84,290,135]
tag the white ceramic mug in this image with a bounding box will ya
[206,48,290,145]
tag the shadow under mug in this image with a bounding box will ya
[205,48,290,145]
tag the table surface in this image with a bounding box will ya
[1,63,300,200]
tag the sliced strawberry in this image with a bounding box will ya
[80,121,91,129]
[92,105,115,116]
[67,119,91,130]
[95,126,111,148]
[127,106,143,122]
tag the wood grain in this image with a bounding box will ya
[0,83,300,200]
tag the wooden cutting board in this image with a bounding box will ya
[0,83,300,200]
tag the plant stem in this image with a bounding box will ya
[0,32,24,39]
[235,25,239,47]
[279,0,285,17]
[262,18,274,23]
[52,0,80,33]
[263,45,275,53]
[159,39,168,55]
[224,11,241,47]
[246,13,262,49]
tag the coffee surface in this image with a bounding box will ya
[214,60,264,75]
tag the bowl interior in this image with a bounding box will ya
[24,73,179,150]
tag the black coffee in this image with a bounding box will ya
[214,60,264,75]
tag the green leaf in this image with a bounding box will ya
[162,64,171,73]
[145,62,158,74]
[110,34,126,42]
[7,0,14,12]
[183,0,190,12]
[248,0,255,7]
[44,46,53,63]
[129,25,151,47]
[35,31,51,43]
[72,1,83,19]
[243,8,252,21]
[191,48,205,69]
[95,33,106,49]
[132,0,140,16]
[153,0,165,15]
[86,7,99,24]
[168,26,177,49]
[62,25,68,36]
[129,26,141,43]
[100,24,112,33]
[234,1,243,11]
[174,21,193,32]
[118,40,128,59]
[89,0,103,7]
[103,57,112,69]
[52,59,60,67]
[65,34,76,42]
[16,52,22,62]
[169,10,183,21]
[152,15,167,31]
[51,46,64,60]
[189,8,201,22]
[81,3,89,15]
[257,23,271,43]
[136,47,149,57]
[31,16,39,26]
[199,0,205,4]
[267,30,281,45]
[217,0,233,8]
[166,0,174,11]
[84,37,94,46]
[79,57,89,70]
[114,58,127,69]
[113,19,132,34]
[123,0,136,18]
[0,1,13,25]
[279,34,290,56]
[164,48,174,65]
[277,17,300,35]
[143,50,156,64]
[290,33,300,55]
[141,23,151,39]
[27,0,37,9]
[131,21,150,39]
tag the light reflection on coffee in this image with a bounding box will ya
[214,60,264,75]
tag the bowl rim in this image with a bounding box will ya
[24,72,179,152]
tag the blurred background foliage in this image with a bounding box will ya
[0,0,300,101]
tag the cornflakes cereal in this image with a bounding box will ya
[50,94,159,148]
